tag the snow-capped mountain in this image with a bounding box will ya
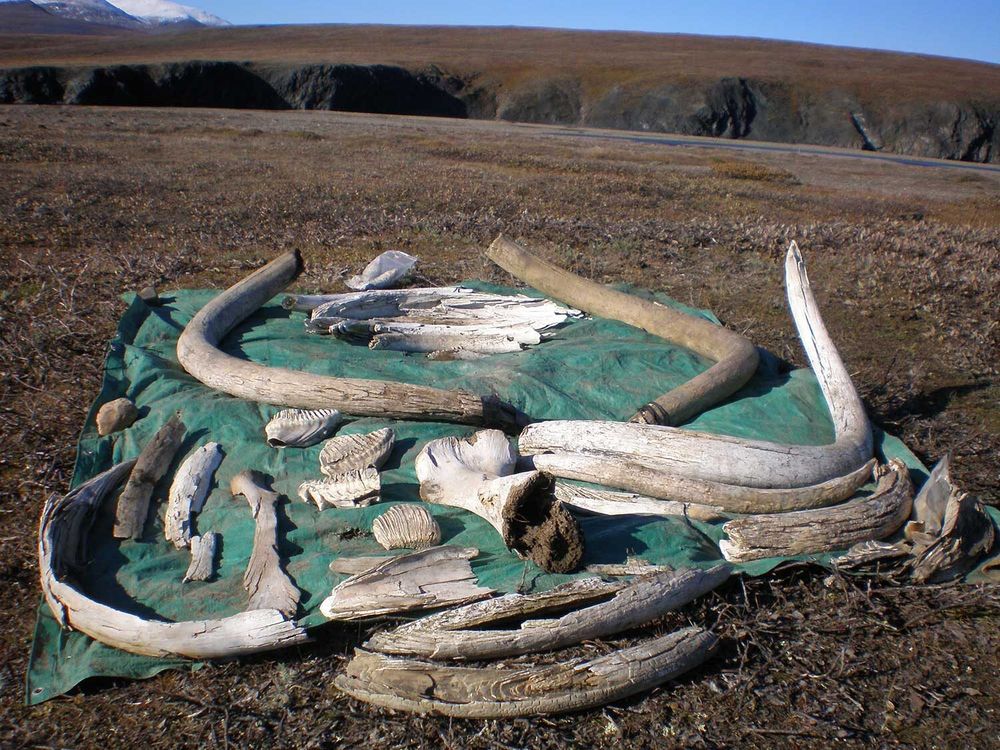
[32,0,144,28]
[31,0,229,28]
[107,1,229,27]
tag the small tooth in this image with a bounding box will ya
[319,428,395,477]
[372,504,442,550]
[265,408,342,448]
[298,468,380,509]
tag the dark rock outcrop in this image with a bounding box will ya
[0,60,996,163]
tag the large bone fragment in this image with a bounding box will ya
[536,453,876,513]
[113,414,186,540]
[553,482,726,522]
[95,397,138,436]
[320,546,493,620]
[230,470,300,618]
[40,461,308,658]
[519,242,874,493]
[334,626,717,717]
[183,532,218,582]
[719,460,914,563]
[487,235,758,426]
[415,430,584,573]
[346,250,418,290]
[368,565,730,660]
[165,442,223,548]
[175,251,520,429]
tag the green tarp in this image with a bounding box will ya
[25,282,962,704]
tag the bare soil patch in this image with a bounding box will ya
[0,105,997,748]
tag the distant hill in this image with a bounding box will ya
[0,24,996,162]
[0,1,133,34]
[0,0,227,33]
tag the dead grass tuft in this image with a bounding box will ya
[710,158,800,184]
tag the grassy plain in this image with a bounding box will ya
[0,105,997,748]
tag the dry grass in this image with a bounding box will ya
[710,158,800,184]
[1,25,999,103]
[0,105,998,748]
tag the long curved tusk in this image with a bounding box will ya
[518,242,874,491]
[39,462,308,658]
[176,251,521,429]
[486,234,759,426]
[719,459,914,563]
[535,453,877,514]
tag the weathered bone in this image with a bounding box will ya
[585,557,677,576]
[320,546,493,620]
[368,565,730,660]
[175,251,521,428]
[95,397,138,436]
[535,453,876,513]
[113,413,186,540]
[264,408,342,448]
[334,626,717,717]
[319,428,395,477]
[553,481,726,522]
[346,250,418,290]
[165,442,223,548]
[183,532,218,582]
[719,459,913,563]
[230,470,300,617]
[518,242,874,496]
[298,468,381,509]
[40,461,308,658]
[415,430,584,573]
[372,505,442,550]
[487,234,759,426]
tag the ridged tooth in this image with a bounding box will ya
[372,505,442,550]
[319,428,395,477]
[264,408,342,448]
[298,468,381,509]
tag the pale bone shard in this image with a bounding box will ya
[367,565,730,660]
[334,626,717,718]
[585,557,676,576]
[832,539,911,569]
[906,457,995,584]
[175,250,521,429]
[230,470,300,618]
[113,413,186,539]
[486,234,759,426]
[320,545,493,620]
[264,408,342,448]
[346,250,418,291]
[518,242,874,495]
[183,532,218,582]
[415,430,584,573]
[298,468,381,509]
[372,505,442,550]
[553,481,726,522]
[329,555,399,575]
[319,427,395,477]
[95,397,138,436]
[165,442,223,548]
[369,329,534,355]
[535,453,877,513]
[39,461,308,658]
[719,459,914,563]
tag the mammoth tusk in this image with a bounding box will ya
[518,242,874,492]
[334,626,718,718]
[536,453,877,514]
[415,430,584,573]
[486,234,759,426]
[230,470,301,618]
[719,459,914,563]
[366,565,731,661]
[176,251,522,429]
[39,461,308,658]
[553,480,726,522]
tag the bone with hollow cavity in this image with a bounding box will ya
[165,442,223,548]
[518,242,873,498]
[298,468,381,509]
[415,430,584,573]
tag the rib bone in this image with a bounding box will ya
[518,242,874,495]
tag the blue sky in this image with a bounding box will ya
[196,1,1000,63]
